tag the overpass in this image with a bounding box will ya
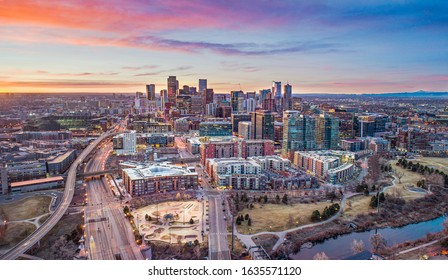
[77,169,119,180]
[0,131,117,260]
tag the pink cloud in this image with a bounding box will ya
[0,0,286,34]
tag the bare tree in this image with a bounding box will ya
[313,252,329,260]
[346,200,352,210]
[287,214,294,227]
[351,239,365,254]
[369,233,386,254]
[194,244,201,260]
[426,173,445,188]
[394,170,404,184]
[175,193,181,201]
[365,178,375,192]
[367,155,381,185]
[390,187,403,199]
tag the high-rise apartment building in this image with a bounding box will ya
[251,110,274,140]
[282,111,316,158]
[203,88,214,114]
[238,121,252,139]
[283,83,292,110]
[113,131,137,155]
[316,114,339,150]
[231,113,252,133]
[231,90,245,113]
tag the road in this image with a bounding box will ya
[0,130,116,260]
[84,142,143,260]
[175,136,195,159]
[207,194,231,260]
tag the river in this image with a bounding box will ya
[291,216,446,259]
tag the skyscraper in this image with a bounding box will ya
[283,83,292,110]
[316,114,339,150]
[203,88,214,114]
[167,76,178,104]
[272,81,282,98]
[146,84,155,100]
[160,89,168,109]
[251,110,274,140]
[272,81,282,113]
[282,111,316,158]
[199,79,207,94]
[231,90,245,113]
[246,98,256,113]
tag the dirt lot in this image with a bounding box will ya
[0,222,36,252]
[342,195,374,220]
[0,196,51,221]
[236,201,333,234]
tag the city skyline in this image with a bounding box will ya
[0,0,447,94]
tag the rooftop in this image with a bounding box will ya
[11,176,64,188]
[122,163,197,180]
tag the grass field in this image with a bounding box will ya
[0,222,36,251]
[342,195,374,220]
[388,160,426,200]
[0,196,51,221]
[409,157,448,174]
[236,202,333,234]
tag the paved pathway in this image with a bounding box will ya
[234,193,355,253]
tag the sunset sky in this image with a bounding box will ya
[0,0,447,94]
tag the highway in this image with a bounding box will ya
[84,142,143,260]
[0,130,116,260]
[207,194,231,260]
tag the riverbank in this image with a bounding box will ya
[272,187,448,259]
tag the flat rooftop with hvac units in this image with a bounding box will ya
[121,162,198,196]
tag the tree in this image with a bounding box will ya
[189,218,194,224]
[263,195,268,203]
[194,244,201,259]
[247,218,252,226]
[288,214,294,227]
[394,169,404,184]
[275,195,281,204]
[236,216,242,225]
[311,210,321,222]
[282,194,288,204]
[426,173,445,187]
[351,239,365,254]
[175,192,181,201]
[244,214,249,221]
[313,252,329,260]
[369,233,386,254]
[346,200,352,210]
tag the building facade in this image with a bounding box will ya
[121,162,198,196]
